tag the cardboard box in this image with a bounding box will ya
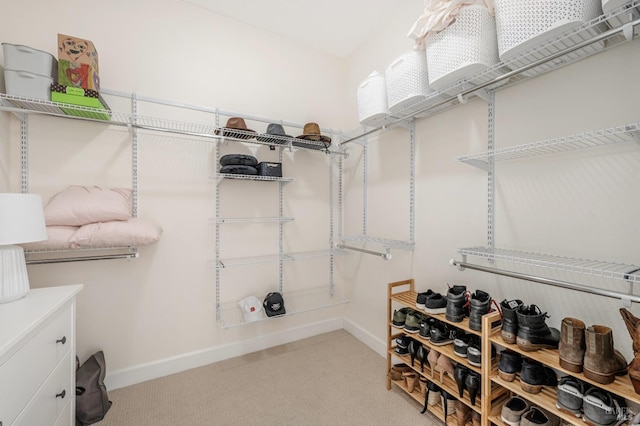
[57,34,100,90]
[50,84,111,121]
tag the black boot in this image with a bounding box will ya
[468,290,491,331]
[500,299,523,344]
[446,285,468,323]
[516,304,560,351]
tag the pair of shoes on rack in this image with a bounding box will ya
[428,349,454,384]
[392,307,425,334]
[559,316,627,385]
[430,320,459,346]
[556,375,628,425]
[421,380,442,414]
[502,397,561,426]
[388,363,411,381]
[402,370,420,393]
[454,364,481,406]
[416,289,449,314]
[408,339,429,372]
[520,358,558,394]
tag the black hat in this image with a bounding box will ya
[263,292,286,317]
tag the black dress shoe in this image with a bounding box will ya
[520,358,558,394]
[454,363,469,398]
[417,345,428,372]
[498,349,522,382]
[465,371,481,406]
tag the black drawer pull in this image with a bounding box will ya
[56,336,66,345]
[56,390,66,399]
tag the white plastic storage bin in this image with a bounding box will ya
[424,5,499,91]
[2,43,57,80]
[4,69,53,100]
[385,50,430,114]
[495,0,603,62]
[357,71,389,126]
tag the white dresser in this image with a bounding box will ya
[0,284,83,426]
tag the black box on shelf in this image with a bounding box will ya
[256,162,282,177]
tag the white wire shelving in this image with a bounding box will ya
[215,173,295,183]
[457,121,640,168]
[341,2,640,145]
[341,235,415,251]
[215,217,294,224]
[217,285,349,329]
[457,246,640,284]
[214,249,347,269]
[0,93,333,153]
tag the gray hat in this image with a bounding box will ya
[257,123,292,144]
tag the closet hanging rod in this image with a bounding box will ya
[26,252,139,265]
[336,243,392,260]
[340,17,640,146]
[449,258,640,304]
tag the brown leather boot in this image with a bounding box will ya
[583,325,628,384]
[620,308,640,394]
[455,400,470,426]
[558,317,586,373]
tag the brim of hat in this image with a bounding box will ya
[256,134,292,144]
[265,307,286,317]
[215,127,257,140]
[296,134,332,143]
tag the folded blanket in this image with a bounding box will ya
[408,0,495,49]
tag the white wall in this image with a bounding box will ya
[0,0,349,388]
[343,3,640,364]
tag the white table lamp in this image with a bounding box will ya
[0,193,47,303]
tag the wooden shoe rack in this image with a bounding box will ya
[482,310,640,426]
[387,279,640,425]
[386,279,507,425]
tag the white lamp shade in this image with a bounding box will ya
[0,193,47,245]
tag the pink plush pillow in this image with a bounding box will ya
[44,186,132,226]
[70,218,162,247]
[19,225,79,250]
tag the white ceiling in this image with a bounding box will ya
[182,0,402,58]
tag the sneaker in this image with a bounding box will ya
[395,335,412,355]
[498,349,522,382]
[419,316,434,339]
[501,396,531,426]
[404,310,423,334]
[583,387,626,426]
[556,376,586,417]
[453,332,470,358]
[429,321,457,346]
[392,307,410,328]
[446,285,468,322]
[467,337,496,367]
[416,289,434,310]
[424,292,447,314]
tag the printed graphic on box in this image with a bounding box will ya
[57,34,100,90]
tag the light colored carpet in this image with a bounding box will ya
[96,329,443,425]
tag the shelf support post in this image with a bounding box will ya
[363,135,368,237]
[20,115,28,193]
[131,93,139,218]
[487,92,495,252]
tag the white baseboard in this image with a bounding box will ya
[105,317,344,390]
[343,317,386,358]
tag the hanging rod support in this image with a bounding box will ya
[336,243,392,260]
[26,252,139,265]
[449,258,640,304]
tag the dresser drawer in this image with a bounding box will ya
[0,304,72,424]
[13,352,73,426]
[53,397,72,426]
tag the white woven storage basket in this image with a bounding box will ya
[495,0,603,62]
[424,5,499,91]
[357,71,389,126]
[602,0,640,27]
[385,50,430,114]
